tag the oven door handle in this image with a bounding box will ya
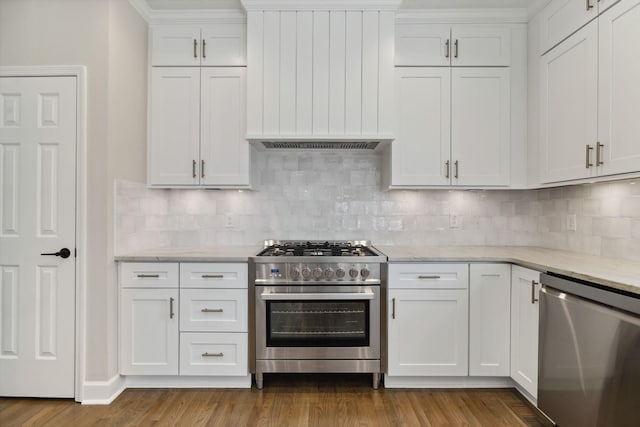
[260,292,375,300]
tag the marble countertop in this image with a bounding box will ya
[115,245,640,295]
[114,245,261,262]
[376,245,640,295]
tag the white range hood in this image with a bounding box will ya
[241,0,401,148]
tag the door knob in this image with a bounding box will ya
[41,248,71,259]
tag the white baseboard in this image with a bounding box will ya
[384,375,516,389]
[125,375,252,388]
[81,375,127,405]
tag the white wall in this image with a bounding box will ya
[0,0,148,384]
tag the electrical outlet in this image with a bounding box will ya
[567,214,577,231]
[449,214,462,229]
[225,214,234,228]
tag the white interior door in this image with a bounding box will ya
[0,76,76,397]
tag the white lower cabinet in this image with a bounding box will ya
[387,263,469,376]
[120,288,179,375]
[469,264,511,377]
[510,265,541,399]
[179,332,248,376]
[119,262,248,381]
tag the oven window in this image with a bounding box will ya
[266,300,370,347]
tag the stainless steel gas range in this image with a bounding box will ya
[249,240,387,389]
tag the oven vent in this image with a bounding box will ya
[262,141,380,150]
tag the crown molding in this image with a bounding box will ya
[240,0,402,11]
[396,8,527,24]
[128,0,246,25]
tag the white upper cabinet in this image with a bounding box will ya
[539,0,640,184]
[395,24,511,67]
[597,0,640,176]
[389,66,510,187]
[151,25,246,66]
[148,67,251,188]
[244,3,398,141]
[539,0,620,53]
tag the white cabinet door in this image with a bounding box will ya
[395,24,451,66]
[180,262,248,289]
[597,0,640,177]
[451,26,511,66]
[539,0,598,53]
[388,289,469,376]
[151,26,202,66]
[200,68,250,187]
[469,264,511,377]
[391,67,450,186]
[510,266,541,399]
[388,263,468,290]
[149,67,201,186]
[452,67,510,186]
[120,289,179,375]
[201,24,246,66]
[539,21,598,184]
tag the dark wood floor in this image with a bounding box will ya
[0,374,552,427]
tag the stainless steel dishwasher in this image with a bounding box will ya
[539,273,640,427]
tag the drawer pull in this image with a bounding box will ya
[201,308,223,313]
[202,274,224,279]
[480,274,501,277]
[418,275,441,279]
[137,274,160,278]
[531,280,539,304]
[169,297,175,319]
[202,352,224,357]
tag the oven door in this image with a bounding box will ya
[256,285,380,360]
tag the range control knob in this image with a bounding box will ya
[360,268,370,279]
[301,267,311,280]
[313,267,323,280]
[324,268,335,280]
[290,268,301,280]
[335,268,346,279]
[349,268,359,279]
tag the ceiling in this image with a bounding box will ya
[144,0,534,10]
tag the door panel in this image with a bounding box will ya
[0,76,76,397]
[598,0,640,176]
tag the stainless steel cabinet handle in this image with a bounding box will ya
[481,274,501,277]
[392,298,396,319]
[137,274,159,278]
[194,39,198,58]
[586,0,594,10]
[445,39,450,58]
[169,297,175,319]
[202,274,224,279]
[418,275,441,279]
[202,352,224,357]
[531,280,539,304]
[454,39,459,58]
[596,142,604,166]
[201,160,205,178]
[445,160,450,178]
[201,308,223,313]
[192,159,197,178]
[202,39,206,59]
[454,160,459,178]
[585,145,593,168]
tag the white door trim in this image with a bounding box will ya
[0,65,87,402]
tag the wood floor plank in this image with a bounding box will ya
[0,374,553,427]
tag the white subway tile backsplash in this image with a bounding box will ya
[114,152,640,261]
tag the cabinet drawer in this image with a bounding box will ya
[120,263,179,288]
[180,263,247,288]
[180,289,247,332]
[179,332,248,376]
[388,263,469,289]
